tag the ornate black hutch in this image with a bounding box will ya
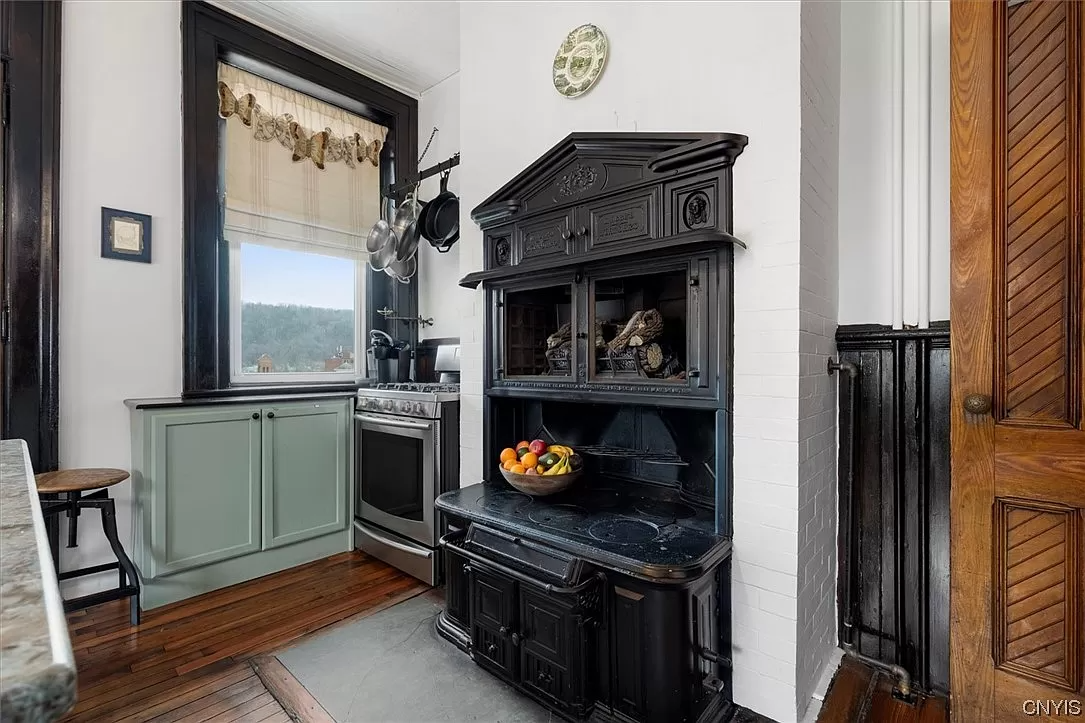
[435,132,748,723]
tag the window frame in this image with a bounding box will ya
[182,2,418,396]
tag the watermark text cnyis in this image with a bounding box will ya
[1022,700,1082,717]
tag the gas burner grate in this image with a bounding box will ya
[575,444,688,466]
[374,382,460,393]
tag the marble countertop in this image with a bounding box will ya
[0,440,76,722]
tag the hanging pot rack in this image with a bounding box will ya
[384,152,460,199]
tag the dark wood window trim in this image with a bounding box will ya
[182,2,418,396]
[0,1,62,470]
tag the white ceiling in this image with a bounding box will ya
[212,1,460,96]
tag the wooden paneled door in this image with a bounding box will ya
[951,1,1085,720]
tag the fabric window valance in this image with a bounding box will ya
[219,62,388,261]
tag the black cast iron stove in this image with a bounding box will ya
[435,132,747,723]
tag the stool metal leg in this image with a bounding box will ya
[66,491,81,548]
[83,494,141,626]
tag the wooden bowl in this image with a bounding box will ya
[499,467,582,496]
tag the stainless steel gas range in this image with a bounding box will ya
[354,377,459,585]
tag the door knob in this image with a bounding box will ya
[963,394,992,415]
[487,643,497,655]
[251,412,259,420]
[266,411,275,419]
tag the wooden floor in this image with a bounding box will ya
[817,657,949,723]
[61,551,427,722]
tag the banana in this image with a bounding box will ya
[548,444,575,457]
[543,452,569,475]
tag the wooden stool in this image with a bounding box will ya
[36,468,140,625]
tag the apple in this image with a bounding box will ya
[529,439,547,456]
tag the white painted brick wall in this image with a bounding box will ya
[797,0,842,718]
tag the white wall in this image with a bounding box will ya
[460,3,812,719]
[58,0,184,595]
[796,1,840,716]
[417,72,467,341]
[838,0,950,326]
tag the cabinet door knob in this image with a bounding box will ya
[511,632,521,647]
[561,228,572,241]
[487,643,497,655]
[463,564,471,575]
[575,226,588,238]
[963,394,992,415]
[251,412,259,420]
[537,670,552,684]
[266,411,275,419]
[499,626,509,636]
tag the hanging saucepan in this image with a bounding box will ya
[366,218,395,253]
[369,229,398,270]
[385,253,416,284]
[391,190,423,262]
[418,168,459,253]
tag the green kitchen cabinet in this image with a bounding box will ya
[129,397,354,609]
[261,401,350,549]
[147,406,263,577]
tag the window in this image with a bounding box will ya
[231,244,359,382]
[182,3,418,394]
[219,62,383,384]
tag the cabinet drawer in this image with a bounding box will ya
[517,209,575,264]
[583,189,660,250]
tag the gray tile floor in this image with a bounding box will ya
[276,590,554,723]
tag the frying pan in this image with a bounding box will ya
[366,218,395,253]
[391,191,423,262]
[418,169,459,252]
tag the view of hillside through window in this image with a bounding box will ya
[238,243,357,374]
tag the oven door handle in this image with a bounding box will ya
[354,413,433,430]
[354,521,433,558]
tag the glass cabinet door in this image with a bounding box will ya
[586,254,718,397]
[494,280,579,383]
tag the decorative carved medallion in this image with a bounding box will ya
[493,237,511,266]
[556,164,599,198]
[683,192,710,228]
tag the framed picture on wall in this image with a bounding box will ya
[101,207,152,263]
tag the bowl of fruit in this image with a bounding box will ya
[498,439,583,496]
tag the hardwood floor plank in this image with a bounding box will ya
[59,551,426,723]
[818,658,876,723]
[232,699,284,723]
[214,691,282,723]
[147,674,266,723]
[250,655,335,723]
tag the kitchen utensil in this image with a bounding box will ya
[391,191,423,262]
[385,252,416,283]
[369,231,398,270]
[366,218,395,253]
[419,169,459,253]
[499,467,581,496]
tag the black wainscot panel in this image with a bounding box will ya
[835,322,950,696]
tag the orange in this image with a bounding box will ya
[516,441,530,453]
[503,459,518,471]
[499,448,517,464]
[520,452,539,469]
[510,464,526,474]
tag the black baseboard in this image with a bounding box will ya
[834,322,950,695]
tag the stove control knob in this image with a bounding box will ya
[382,399,394,411]
[416,403,427,416]
[399,400,412,414]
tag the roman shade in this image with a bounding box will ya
[218,63,388,260]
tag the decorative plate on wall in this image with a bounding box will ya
[552,24,608,98]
